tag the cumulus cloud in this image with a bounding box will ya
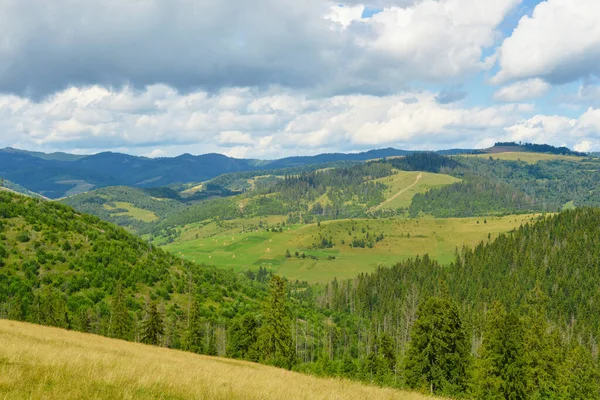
[504,108,600,152]
[493,78,551,102]
[0,84,542,158]
[0,0,518,98]
[494,0,600,84]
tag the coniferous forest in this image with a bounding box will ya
[3,187,600,398]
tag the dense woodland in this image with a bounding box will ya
[2,190,600,398]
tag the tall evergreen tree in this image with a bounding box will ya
[227,312,259,361]
[110,282,131,340]
[258,275,295,369]
[522,287,560,399]
[472,302,527,400]
[184,299,204,353]
[141,302,164,346]
[558,345,600,400]
[404,295,470,396]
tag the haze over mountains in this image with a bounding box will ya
[0,146,430,198]
[1,142,588,199]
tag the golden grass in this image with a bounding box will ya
[0,320,441,400]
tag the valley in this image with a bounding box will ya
[164,214,541,283]
[2,142,600,399]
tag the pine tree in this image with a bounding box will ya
[184,299,204,353]
[227,312,259,361]
[471,302,527,400]
[522,287,560,398]
[141,302,164,346]
[404,295,470,396]
[558,345,600,400]
[258,275,295,369]
[110,282,131,340]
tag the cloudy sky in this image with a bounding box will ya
[1,0,600,158]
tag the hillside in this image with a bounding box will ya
[0,320,437,400]
[2,190,600,398]
[0,190,265,340]
[0,147,415,199]
[164,214,540,283]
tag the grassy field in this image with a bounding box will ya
[372,170,460,210]
[104,201,159,222]
[464,152,585,163]
[164,214,543,283]
[0,320,440,400]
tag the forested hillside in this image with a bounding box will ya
[2,190,600,398]
[0,147,414,198]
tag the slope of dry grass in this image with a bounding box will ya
[0,320,441,400]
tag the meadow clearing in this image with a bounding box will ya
[371,170,460,210]
[165,213,544,283]
[103,201,159,222]
[0,320,441,400]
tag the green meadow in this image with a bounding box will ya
[371,170,461,210]
[165,213,543,283]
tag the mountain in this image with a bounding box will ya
[0,147,465,199]
[0,147,87,162]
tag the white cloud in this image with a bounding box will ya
[0,0,518,98]
[493,78,551,102]
[0,84,544,158]
[494,0,600,84]
[504,107,600,151]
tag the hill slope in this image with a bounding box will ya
[0,148,414,199]
[0,320,437,400]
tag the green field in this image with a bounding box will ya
[164,213,543,283]
[464,152,585,163]
[371,170,460,210]
[104,201,159,222]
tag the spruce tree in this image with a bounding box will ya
[472,302,527,400]
[141,302,164,346]
[258,275,295,369]
[522,287,560,398]
[227,312,259,361]
[558,345,600,400]
[404,295,470,396]
[111,282,131,340]
[184,299,204,353]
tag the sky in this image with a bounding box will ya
[1,0,600,158]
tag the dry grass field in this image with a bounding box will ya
[0,320,441,400]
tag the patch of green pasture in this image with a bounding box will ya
[164,213,544,283]
[373,170,460,209]
[103,201,158,222]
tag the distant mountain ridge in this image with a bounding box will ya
[0,142,586,198]
[0,147,419,198]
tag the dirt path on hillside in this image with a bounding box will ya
[369,172,422,212]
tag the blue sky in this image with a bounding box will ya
[0,0,599,158]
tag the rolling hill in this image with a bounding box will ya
[0,147,418,199]
[0,320,438,400]
[2,189,600,398]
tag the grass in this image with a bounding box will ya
[0,320,440,400]
[464,152,585,163]
[103,201,158,222]
[372,170,460,210]
[165,213,543,283]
